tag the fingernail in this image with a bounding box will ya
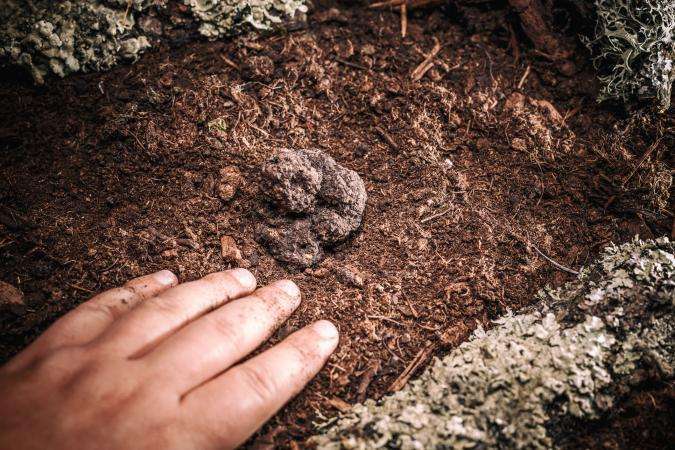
[276,279,300,298]
[230,268,256,289]
[313,320,339,340]
[154,270,177,286]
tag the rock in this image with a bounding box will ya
[0,281,24,309]
[257,148,367,268]
[220,235,243,264]
[335,265,364,288]
[256,220,322,268]
[216,166,243,202]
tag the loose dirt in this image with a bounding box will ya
[0,1,672,448]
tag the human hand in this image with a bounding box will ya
[0,269,338,450]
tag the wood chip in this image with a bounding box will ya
[326,397,352,412]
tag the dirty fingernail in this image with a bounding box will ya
[230,268,256,289]
[276,279,300,298]
[154,270,177,286]
[313,320,339,340]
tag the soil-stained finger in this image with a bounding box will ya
[93,269,257,358]
[4,270,178,371]
[180,320,338,450]
[142,280,302,393]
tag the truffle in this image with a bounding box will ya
[257,148,366,268]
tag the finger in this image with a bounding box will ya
[143,280,301,393]
[5,270,178,371]
[182,320,338,449]
[95,269,257,357]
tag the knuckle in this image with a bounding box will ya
[286,338,316,366]
[34,346,86,377]
[82,287,137,316]
[145,295,183,319]
[258,285,290,304]
[205,314,239,346]
[236,364,276,404]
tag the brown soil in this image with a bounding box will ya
[0,1,672,448]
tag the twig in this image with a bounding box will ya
[367,315,405,326]
[517,65,531,89]
[370,0,442,9]
[411,37,441,81]
[334,57,368,71]
[68,283,95,294]
[531,243,579,275]
[420,207,452,223]
[388,342,436,392]
[622,138,662,186]
[400,2,408,38]
[357,361,381,403]
[375,126,399,150]
[219,54,240,71]
[325,397,352,413]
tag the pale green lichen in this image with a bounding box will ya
[584,0,675,111]
[312,237,674,449]
[185,0,307,39]
[0,0,307,83]
[0,0,149,83]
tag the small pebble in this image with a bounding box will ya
[216,166,243,202]
[0,280,24,310]
[221,235,243,263]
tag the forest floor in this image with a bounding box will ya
[0,1,673,448]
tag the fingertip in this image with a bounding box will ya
[274,279,301,300]
[229,268,257,290]
[312,320,339,342]
[153,270,178,287]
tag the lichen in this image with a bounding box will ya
[185,0,307,39]
[311,237,674,449]
[584,0,675,111]
[0,0,307,83]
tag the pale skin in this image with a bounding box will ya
[0,268,339,449]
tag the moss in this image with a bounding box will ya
[311,237,674,449]
[0,0,307,83]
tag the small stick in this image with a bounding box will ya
[356,361,381,403]
[367,315,405,326]
[388,342,435,392]
[219,55,240,71]
[531,243,579,275]
[370,0,441,9]
[411,37,441,81]
[400,2,408,38]
[375,126,399,150]
[68,283,95,294]
[334,57,368,71]
[622,138,662,186]
[326,397,352,413]
[517,65,531,89]
[421,207,452,223]
[562,104,583,124]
